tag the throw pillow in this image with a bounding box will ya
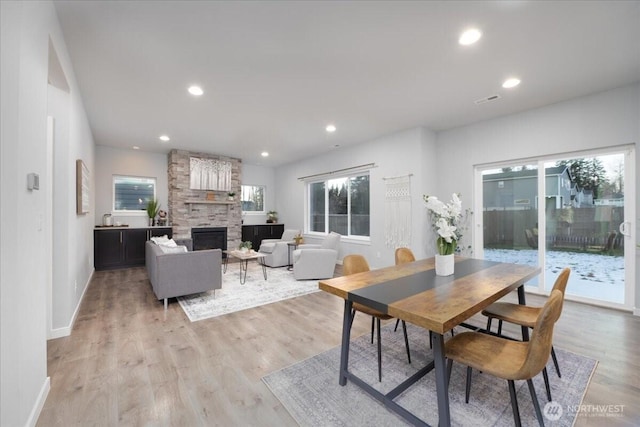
[159,245,188,254]
[150,235,170,245]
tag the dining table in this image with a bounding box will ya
[319,256,540,427]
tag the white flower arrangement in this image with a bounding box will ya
[423,193,470,255]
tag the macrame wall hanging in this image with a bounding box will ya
[384,174,412,248]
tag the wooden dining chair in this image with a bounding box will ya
[344,254,411,382]
[446,290,564,427]
[480,268,571,402]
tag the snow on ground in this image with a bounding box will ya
[483,249,625,304]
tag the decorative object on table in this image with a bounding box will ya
[266,210,278,223]
[146,199,161,226]
[206,191,215,201]
[227,191,236,201]
[239,241,252,253]
[383,174,412,248]
[423,193,470,276]
[156,209,167,226]
[102,213,113,226]
[293,233,303,245]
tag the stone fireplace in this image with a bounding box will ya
[168,149,242,250]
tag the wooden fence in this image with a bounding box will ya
[483,206,624,250]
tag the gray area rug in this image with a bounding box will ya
[178,262,319,321]
[263,322,597,426]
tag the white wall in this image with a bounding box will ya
[94,146,168,227]
[435,83,639,311]
[241,163,276,224]
[275,127,438,269]
[1,1,95,425]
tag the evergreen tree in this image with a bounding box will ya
[556,158,608,199]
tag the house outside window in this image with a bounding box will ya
[307,173,370,238]
[113,175,156,212]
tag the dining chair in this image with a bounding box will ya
[393,248,455,344]
[343,254,411,382]
[480,268,571,402]
[394,247,416,264]
[446,290,564,427]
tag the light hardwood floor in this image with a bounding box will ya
[38,265,640,426]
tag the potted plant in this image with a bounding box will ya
[146,199,161,226]
[267,210,278,223]
[238,241,252,253]
[227,191,236,201]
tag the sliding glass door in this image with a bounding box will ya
[476,147,635,309]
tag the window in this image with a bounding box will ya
[113,175,156,212]
[307,173,370,238]
[241,185,265,213]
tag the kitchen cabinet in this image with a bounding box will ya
[94,227,172,270]
[241,224,284,250]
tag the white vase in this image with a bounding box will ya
[435,254,454,276]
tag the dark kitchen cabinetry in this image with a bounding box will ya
[94,227,172,270]
[241,224,284,250]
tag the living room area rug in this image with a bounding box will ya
[263,322,597,426]
[177,262,319,322]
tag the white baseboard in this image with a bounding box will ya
[26,376,50,427]
[48,269,94,339]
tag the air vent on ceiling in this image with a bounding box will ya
[474,94,501,105]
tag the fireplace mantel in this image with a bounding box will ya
[184,199,235,214]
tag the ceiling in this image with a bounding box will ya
[54,1,640,167]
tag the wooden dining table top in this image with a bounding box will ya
[319,257,540,334]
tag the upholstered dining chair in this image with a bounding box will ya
[394,247,416,264]
[446,290,565,427]
[393,247,455,344]
[343,254,411,382]
[480,268,571,402]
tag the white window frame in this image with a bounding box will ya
[304,172,370,241]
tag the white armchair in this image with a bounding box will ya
[292,232,341,280]
[258,229,300,267]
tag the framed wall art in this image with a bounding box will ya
[76,159,90,214]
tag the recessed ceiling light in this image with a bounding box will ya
[261,151,269,157]
[459,28,482,46]
[326,124,337,133]
[132,146,140,150]
[159,135,170,142]
[188,85,204,96]
[502,78,521,89]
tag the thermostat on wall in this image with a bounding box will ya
[27,173,40,190]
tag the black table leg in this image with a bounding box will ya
[259,258,267,280]
[239,259,248,285]
[517,285,530,341]
[339,300,354,386]
[432,332,451,427]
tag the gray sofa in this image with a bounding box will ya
[145,240,222,308]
